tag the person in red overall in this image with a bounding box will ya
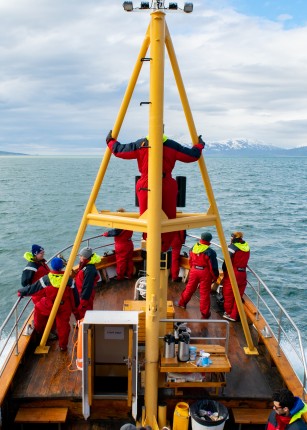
[18,257,79,351]
[106,131,205,251]
[21,244,50,304]
[74,247,101,320]
[175,232,219,319]
[102,209,134,281]
[222,231,250,322]
[170,230,186,282]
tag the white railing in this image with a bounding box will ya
[1,234,306,399]
[184,236,307,399]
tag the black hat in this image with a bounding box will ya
[32,244,44,255]
[201,232,212,242]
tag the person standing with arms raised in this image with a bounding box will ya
[106,131,205,251]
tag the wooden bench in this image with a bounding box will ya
[15,407,68,429]
[232,408,271,429]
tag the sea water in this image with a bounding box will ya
[0,154,306,348]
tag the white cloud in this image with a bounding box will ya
[1,0,307,154]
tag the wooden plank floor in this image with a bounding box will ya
[12,278,280,405]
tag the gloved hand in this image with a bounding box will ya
[106,130,113,144]
[102,232,108,237]
[198,135,205,147]
[17,287,28,298]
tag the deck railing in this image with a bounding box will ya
[1,234,306,399]
[244,265,307,399]
[203,239,307,400]
[0,296,33,375]
[159,318,230,354]
[0,234,142,375]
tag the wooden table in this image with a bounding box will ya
[160,344,231,394]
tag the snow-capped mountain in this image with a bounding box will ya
[204,139,307,156]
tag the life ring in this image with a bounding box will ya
[76,319,84,370]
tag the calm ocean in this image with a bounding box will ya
[0,155,306,348]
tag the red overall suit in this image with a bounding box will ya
[18,271,79,350]
[74,253,101,320]
[21,252,50,304]
[103,229,134,280]
[178,240,219,318]
[170,230,186,281]
[222,240,250,321]
[107,135,204,251]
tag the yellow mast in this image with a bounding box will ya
[36,3,258,425]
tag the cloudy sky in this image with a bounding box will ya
[1,0,307,155]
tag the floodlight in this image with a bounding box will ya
[169,2,178,9]
[140,2,150,8]
[123,1,133,11]
[183,2,193,13]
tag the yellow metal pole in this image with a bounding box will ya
[36,29,151,353]
[145,10,165,426]
[165,24,257,354]
[35,153,111,353]
[112,26,150,138]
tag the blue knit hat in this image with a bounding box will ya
[32,244,44,255]
[50,257,64,272]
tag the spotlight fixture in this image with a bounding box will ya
[169,2,178,10]
[183,2,193,13]
[123,1,133,11]
[140,2,150,8]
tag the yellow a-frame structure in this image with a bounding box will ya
[36,7,257,426]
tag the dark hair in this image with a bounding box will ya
[273,388,295,409]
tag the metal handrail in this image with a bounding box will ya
[0,235,138,373]
[194,237,307,399]
[159,318,230,354]
[1,234,306,398]
[245,265,307,398]
[0,296,33,376]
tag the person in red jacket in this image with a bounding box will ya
[266,388,307,430]
[74,247,101,320]
[102,208,134,281]
[21,244,50,304]
[222,231,250,322]
[18,257,79,351]
[175,232,219,319]
[106,131,205,251]
[170,230,186,282]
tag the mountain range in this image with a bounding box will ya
[1,140,306,156]
[203,139,307,157]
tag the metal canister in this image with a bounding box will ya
[164,333,175,358]
[177,332,190,362]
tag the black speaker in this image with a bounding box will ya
[176,176,186,207]
[135,176,141,207]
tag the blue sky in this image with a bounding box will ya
[228,0,307,29]
[1,0,307,155]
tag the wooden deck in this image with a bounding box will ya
[9,277,289,428]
